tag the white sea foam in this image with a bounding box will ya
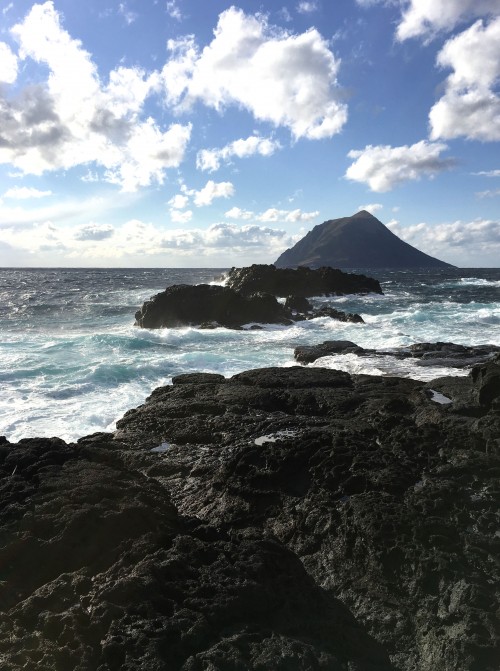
[1,267,499,442]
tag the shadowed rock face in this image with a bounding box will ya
[275,211,454,269]
[226,263,382,296]
[134,283,365,329]
[0,435,391,671]
[1,357,498,670]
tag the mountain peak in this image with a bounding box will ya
[275,211,454,269]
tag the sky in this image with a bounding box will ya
[0,0,499,267]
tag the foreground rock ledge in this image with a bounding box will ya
[1,359,499,670]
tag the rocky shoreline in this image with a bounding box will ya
[1,352,498,670]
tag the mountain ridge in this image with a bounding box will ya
[275,210,454,269]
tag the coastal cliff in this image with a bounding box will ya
[0,355,498,670]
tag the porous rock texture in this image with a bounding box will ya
[225,264,382,297]
[1,357,499,670]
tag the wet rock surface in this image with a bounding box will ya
[294,340,500,367]
[226,264,382,297]
[1,357,499,670]
[135,283,364,329]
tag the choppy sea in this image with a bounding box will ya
[1,267,499,442]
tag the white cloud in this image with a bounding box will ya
[396,0,499,41]
[2,2,191,191]
[196,135,281,172]
[225,207,254,220]
[161,6,347,140]
[473,169,500,177]
[3,186,52,199]
[429,17,500,142]
[74,223,114,240]
[297,2,319,14]
[193,180,235,207]
[258,208,320,222]
[0,41,18,83]
[346,140,454,192]
[393,218,500,264]
[358,203,383,214]
[0,217,299,265]
[168,194,189,209]
[169,208,193,223]
[225,206,319,223]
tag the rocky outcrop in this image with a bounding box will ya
[275,210,454,269]
[135,283,364,329]
[294,340,500,367]
[226,263,383,296]
[135,284,291,328]
[1,358,498,670]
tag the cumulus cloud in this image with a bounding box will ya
[3,186,52,199]
[0,41,18,83]
[225,207,254,220]
[395,0,499,41]
[193,180,234,207]
[393,218,500,263]
[161,6,347,140]
[0,217,299,264]
[196,135,281,172]
[168,194,189,209]
[358,203,383,214]
[429,17,500,142]
[169,208,193,223]
[225,206,319,223]
[74,223,114,240]
[345,140,454,192]
[1,2,191,191]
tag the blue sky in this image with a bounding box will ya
[0,0,499,267]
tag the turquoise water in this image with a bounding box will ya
[1,267,499,441]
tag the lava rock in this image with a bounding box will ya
[114,360,500,671]
[0,433,391,671]
[135,283,365,330]
[294,340,500,367]
[134,284,291,329]
[226,264,382,297]
[295,340,363,363]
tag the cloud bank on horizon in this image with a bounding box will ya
[0,0,499,267]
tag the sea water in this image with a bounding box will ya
[1,267,499,442]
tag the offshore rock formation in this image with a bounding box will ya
[275,210,454,269]
[1,357,498,669]
[294,340,500,367]
[135,283,364,329]
[226,263,383,296]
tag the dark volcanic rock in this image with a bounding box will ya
[295,340,363,363]
[226,263,382,297]
[135,283,365,329]
[294,340,500,367]
[275,210,454,269]
[134,284,291,329]
[2,359,499,670]
[114,361,500,671]
[0,433,391,671]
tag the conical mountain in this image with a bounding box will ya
[275,210,454,269]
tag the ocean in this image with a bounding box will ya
[1,267,499,443]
